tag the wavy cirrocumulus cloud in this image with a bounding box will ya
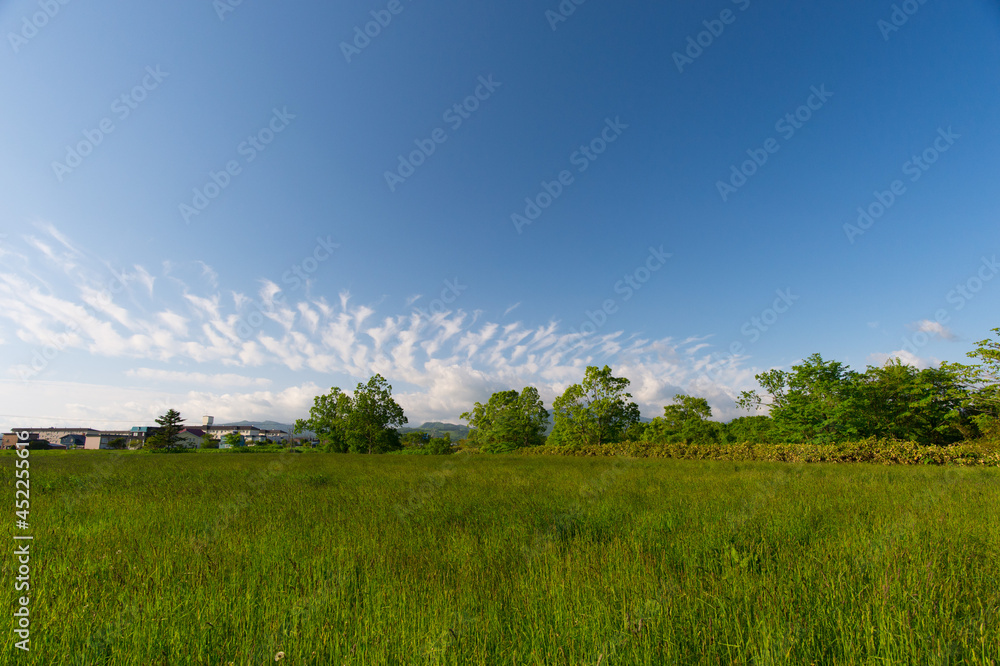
[0,223,758,427]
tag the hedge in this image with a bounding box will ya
[517,438,1000,465]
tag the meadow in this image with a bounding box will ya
[2,451,999,665]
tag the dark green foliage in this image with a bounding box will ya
[222,432,245,448]
[399,432,453,455]
[643,394,723,445]
[738,354,979,445]
[522,438,1000,465]
[461,387,548,452]
[549,365,640,448]
[346,374,407,454]
[723,416,776,444]
[296,374,407,454]
[738,354,855,443]
[146,409,185,451]
[425,434,454,455]
[950,327,1000,436]
[295,387,352,452]
[845,360,971,445]
[401,431,430,448]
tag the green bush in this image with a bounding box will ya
[520,438,1000,466]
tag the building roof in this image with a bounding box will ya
[12,427,100,433]
[86,430,147,437]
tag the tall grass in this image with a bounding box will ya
[2,451,998,664]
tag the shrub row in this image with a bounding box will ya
[518,438,1000,466]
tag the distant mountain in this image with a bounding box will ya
[213,415,649,442]
[398,421,470,440]
[215,420,472,440]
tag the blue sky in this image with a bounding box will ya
[2,0,999,431]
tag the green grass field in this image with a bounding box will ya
[2,451,999,664]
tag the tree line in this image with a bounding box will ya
[294,327,1000,452]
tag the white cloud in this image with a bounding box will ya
[0,378,319,429]
[133,265,155,297]
[0,223,767,427]
[197,261,219,288]
[125,368,273,389]
[157,310,189,336]
[867,350,939,370]
[909,319,957,340]
[22,236,57,261]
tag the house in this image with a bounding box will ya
[59,434,86,448]
[84,431,146,449]
[1,432,39,449]
[260,429,291,443]
[202,424,262,442]
[7,427,98,446]
[5,419,293,450]
[177,428,206,448]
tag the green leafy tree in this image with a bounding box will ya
[623,420,649,441]
[401,431,430,448]
[846,360,971,445]
[346,374,407,454]
[739,354,975,445]
[643,394,721,444]
[723,415,775,444]
[950,328,1000,435]
[295,387,352,453]
[737,354,855,443]
[549,365,640,448]
[296,375,408,454]
[425,433,454,455]
[967,327,1000,382]
[199,433,220,449]
[222,432,244,448]
[146,409,185,451]
[461,387,549,453]
[107,437,128,450]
